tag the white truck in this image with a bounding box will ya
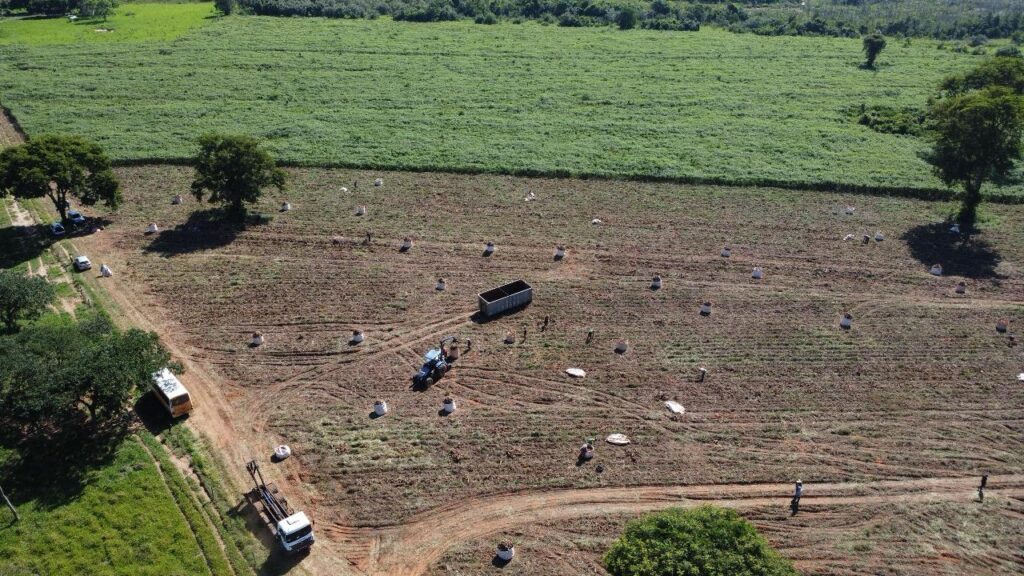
[246,460,314,554]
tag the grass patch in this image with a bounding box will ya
[0,3,216,46]
[0,436,217,576]
[0,18,1016,197]
[158,425,268,574]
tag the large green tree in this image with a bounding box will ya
[862,33,887,69]
[191,134,285,222]
[603,506,798,576]
[927,86,1024,231]
[0,314,169,443]
[0,271,56,333]
[0,135,121,224]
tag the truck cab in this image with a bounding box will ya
[276,512,314,553]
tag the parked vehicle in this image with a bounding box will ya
[478,280,532,317]
[412,336,458,387]
[151,368,193,418]
[67,210,87,226]
[50,222,66,237]
[72,255,92,271]
[246,460,314,554]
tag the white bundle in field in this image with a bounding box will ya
[374,178,383,187]
[373,400,388,416]
[171,194,183,205]
[720,247,731,258]
[435,278,447,291]
[401,237,413,251]
[874,231,884,241]
[280,202,291,212]
[845,205,855,215]
[751,267,763,280]
[565,367,586,378]
[930,264,943,276]
[591,218,603,225]
[442,397,456,414]
[950,223,961,235]
[146,223,159,234]
[100,264,113,277]
[614,340,629,354]
[955,282,967,294]
[699,302,712,316]
[251,332,265,346]
[606,433,630,445]
[996,318,1008,333]
[484,241,495,255]
[554,245,566,260]
[350,330,364,344]
[651,275,663,290]
[496,542,515,561]
[274,445,292,460]
[840,313,853,329]
[355,205,367,216]
[665,401,685,415]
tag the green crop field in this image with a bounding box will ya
[0,437,225,576]
[0,3,215,46]
[1,11,1014,197]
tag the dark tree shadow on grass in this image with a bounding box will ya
[143,209,244,256]
[0,217,114,270]
[0,415,132,512]
[901,222,1003,279]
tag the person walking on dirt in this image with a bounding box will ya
[697,366,707,383]
[522,326,528,343]
[979,474,988,502]
[365,230,372,245]
[790,480,802,516]
[465,338,472,352]
[586,329,594,344]
[542,315,549,331]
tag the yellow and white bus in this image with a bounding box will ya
[152,368,193,418]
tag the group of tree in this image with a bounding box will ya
[0,271,55,333]
[1,133,284,226]
[1,0,115,18]
[0,313,169,449]
[220,0,1024,39]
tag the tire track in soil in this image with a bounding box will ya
[242,310,476,433]
[328,474,1024,576]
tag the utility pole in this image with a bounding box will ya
[0,484,18,522]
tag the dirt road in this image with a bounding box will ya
[330,474,1024,575]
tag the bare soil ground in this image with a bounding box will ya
[73,165,1024,575]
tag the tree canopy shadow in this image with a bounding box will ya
[0,415,131,511]
[901,222,1003,279]
[144,209,243,256]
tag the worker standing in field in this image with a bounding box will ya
[586,329,594,344]
[542,315,549,331]
[979,474,988,502]
[790,480,802,516]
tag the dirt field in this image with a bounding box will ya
[75,165,1024,575]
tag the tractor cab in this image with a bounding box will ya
[412,337,458,387]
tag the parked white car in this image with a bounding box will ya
[73,255,92,272]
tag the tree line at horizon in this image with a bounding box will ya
[209,0,1024,39]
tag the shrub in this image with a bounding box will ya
[603,506,798,576]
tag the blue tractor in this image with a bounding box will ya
[413,336,458,388]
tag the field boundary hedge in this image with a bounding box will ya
[110,158,1024,205]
